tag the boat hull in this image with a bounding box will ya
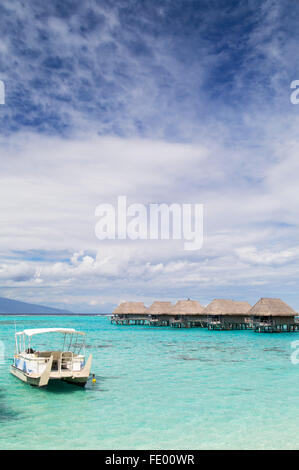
[10,365,44,386]
[10,354,92,388]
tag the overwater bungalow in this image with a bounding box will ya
[171,300,205,328]
[111,302,149,325]
[249,298,298,333]
[110,297,298,332]
[204,299,252,330]
[147,301,174,326]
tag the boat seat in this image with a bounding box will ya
[37,351,62,360]
[61,351,74,370]
[62,351,73,358]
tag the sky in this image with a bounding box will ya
[1,0,299,313]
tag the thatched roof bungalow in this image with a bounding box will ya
[203,299,252,329]
[112,301,148,319]
[171,299,205,327]
[249,298,297,329]
[147,301,174,326]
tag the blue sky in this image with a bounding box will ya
[1,0,299,312]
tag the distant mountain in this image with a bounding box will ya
[0,296,72,314]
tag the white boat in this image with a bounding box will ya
[10,328,92,388]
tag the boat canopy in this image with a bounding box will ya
[15,328,86,337]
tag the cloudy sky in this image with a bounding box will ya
[1,0,299,312]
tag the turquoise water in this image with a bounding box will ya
[0,315,298,450]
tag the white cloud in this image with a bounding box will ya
[1,127,299,312]
[236,246,298,266]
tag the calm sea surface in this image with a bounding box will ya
[0,315,298,450]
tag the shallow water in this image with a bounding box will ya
[0,315,298,449]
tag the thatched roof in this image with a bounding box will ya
[203,299,251,316]
[249,298,296,317]
[113,302,147,314]
[147,301,174,314]
[173,299,204,315]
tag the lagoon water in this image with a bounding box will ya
[0,315,298,450]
